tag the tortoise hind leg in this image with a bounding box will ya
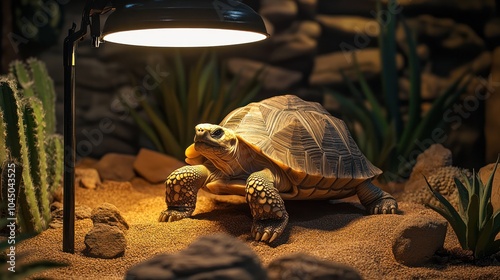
[246,169,289,243]
[159,165,209,222]
[356,181,398,214]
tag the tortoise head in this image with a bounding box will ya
[194,124,237,158]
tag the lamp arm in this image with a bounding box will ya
[62,0,111,253]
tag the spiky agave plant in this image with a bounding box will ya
[425,160,500,259]
[326,0,470,182]
[121,51,262,160]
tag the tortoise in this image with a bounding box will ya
[159,95,397,243]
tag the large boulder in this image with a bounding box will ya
[125,234,267,280]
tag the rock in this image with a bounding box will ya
[409,144,452,178]
[95,153,136,181]
[401,144,470,208]
[401,15,484,56]
[50,204,92,229]
[125,234,266,280]
[75,168,101,189]
[227,58,302,91]
[317,15,379,38]
[316,15,379,52]
[402,166,467,209]
[392,215,448,267]
[479,163,500,213]
[76,205,93,220]
[267,253,362,280]
[260,0,298,23]
[399,73,450,100]
[309,48,404,86]
[74,58,129,94]
[76,157,99,168]
[84,223,126,259]
[270,21,321,61]
[450,51,492,79]
[91,203,129,231]
[486,47,500,163]
[133,148,185,184]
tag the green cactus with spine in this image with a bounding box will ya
[0,59,63,234]
[10,59,57,134]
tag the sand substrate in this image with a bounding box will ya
[17,178,500,279]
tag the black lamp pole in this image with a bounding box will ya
[62,0,107,253]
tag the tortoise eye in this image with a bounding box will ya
[211,128,224,139]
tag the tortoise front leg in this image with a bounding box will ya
[246,169,289,243]
[159,165,209,222]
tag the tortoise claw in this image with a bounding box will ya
[159,207,194,222]
[261,232,270,242]
[269,232,279,243]
[368,198,398,215]
[254,232,262,241]
[251,213,289,243]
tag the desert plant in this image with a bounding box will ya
[0,59,63,234]
[10,59,57,135]
[425,160,500,259]
[325,0,470,181]
[121,51,262,160]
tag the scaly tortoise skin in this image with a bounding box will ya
[159,95,397,243]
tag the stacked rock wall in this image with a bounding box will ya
[40,0,499,167]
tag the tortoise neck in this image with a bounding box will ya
[209,138,258,177]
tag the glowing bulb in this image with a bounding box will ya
[102,28,268,47]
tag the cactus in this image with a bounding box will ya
[46,135,63,195]
[22,97,52,225]
[0,160,22,226]
[10,59,57,134]
[0,59,63,234]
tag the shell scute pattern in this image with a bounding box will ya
[220,95,381,185]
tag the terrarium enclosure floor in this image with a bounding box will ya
[20,178,500,280]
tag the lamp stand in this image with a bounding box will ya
[62,1,94,254]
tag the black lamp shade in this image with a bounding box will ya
[102,0,269,47]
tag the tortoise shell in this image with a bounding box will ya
[219,95,381,187]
